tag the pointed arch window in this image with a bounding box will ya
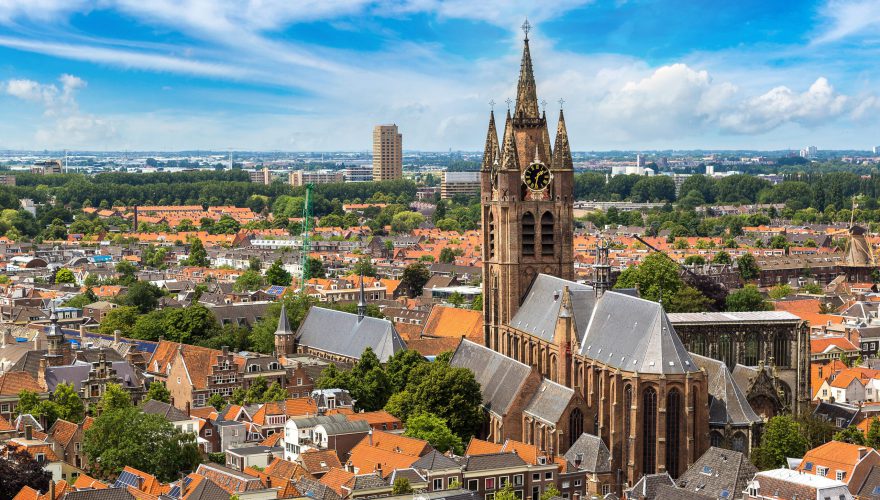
[522,212,535,256]
[568,408,583,447]
[541,212,555,256]
[744,332,763,366]
[718,333,734,369]
[488,212,495,260]
[666,389,682,478]
[773,332,790,368]
[623,384,633,469]
[642,387,657,474]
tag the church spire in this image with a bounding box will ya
[481,109,499,172]
[514,19,540,121]
[274,303,293,336]
[499,110,520,171]
[552,107,573,170]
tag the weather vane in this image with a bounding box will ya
[505,98,512,111]
[521,19,531,40]
[558,98,565,109]
[489,99,495,111]
[540,99,547,113]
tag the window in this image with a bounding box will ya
[532,486,540,500]
[514,491,523,500]
[544,472,553,480]
[513,475,524,487]
[822,389,828,397]
[177,377,181,384]
[297,378,303,386]
[569,408,583,448]
[540,212,554,256]
[433,478,444,491]
[642,387,658,474]
[205,429,212,436]
[561,481,570,489]
[468,480,479,491]
[533,473,540,482]
[623,384,633,466]
[0,403,9,413]
[522,212,535,256]
[817,466,828,476]
[486,494,495,500]
[804,462,813,471]
[836,470,846,481]
[499,477,510,488]
[666,389,682,477]
[574,480,582,487]
[602,485,611,495]
[486,478,496,490]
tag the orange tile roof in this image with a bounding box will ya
[830,372,864,389]
[47,419,78,447]
[264,458,313,482]
[300,449,343,475]
[319,468,355,496]
[0,372,43,395]
[364,430,430,456]
[346,411,401,427]
[465,438,503,456]
[347,444,420,478]
[12,486,39,500]
[811,337,859,354]
[0,415,14,432]
[260,433,284,447]
[796,441,876,483]
[421,305,482,341]
[775,299,843,328]
[73,474,108,490]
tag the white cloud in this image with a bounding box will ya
[814,0,880,44]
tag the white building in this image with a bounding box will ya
[344,165,373,182]
[800,146,818,158]
[283,414,347,461]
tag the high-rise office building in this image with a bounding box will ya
[372,124,402,181]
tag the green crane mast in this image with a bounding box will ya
[299,184,313,290]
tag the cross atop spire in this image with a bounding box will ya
[521,18,531,40]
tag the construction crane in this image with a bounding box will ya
[298,184,313,290]
[631,234,728,311]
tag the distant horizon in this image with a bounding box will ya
[1,1,879,150]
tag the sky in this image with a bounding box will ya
[0,0,879,152]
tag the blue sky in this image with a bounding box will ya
[0,0,879,151]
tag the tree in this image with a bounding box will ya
[448,291,465,308]
[266,259,292,286]
[263,382,288,402]
[98,306,139,336]
[52,382,85,424]
[65,289,98,309]
[494,484,517,500]
[120,281,163,314]
[400,263,431,298]
[540,485,561,500]
[55,268,76,284]
[305,257,326,280]
[385,350,427,393]
[768,284,794,300]
[834,425,866,445]
[614,253,683,303]
[737,253,760,281]
[248,294,314,354]
[230,387,247,406]
[207,393,227,411]
[665,286,713,313]
[439,247,457,264]
[115,260,138,286]
[145,381,171,403]
[683,255,705,266]
[404,413,464,454]
[96,383,132,414]
[185,238,210,267]
[391,211,425,233]
[351,257,377,277]
[725,285,769,312]
[712,251,732,265]
[392,478,413,495]
[83,406,201,481]
[234,270,265,292]
[0,445,52,500]
[384,356,484,442]
[471,294,483,311]
[751,415,809,470]
[866,418,880,449]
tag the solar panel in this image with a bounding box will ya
[873,486,880,495]
[804,461,813,471]
[114,470,141,488]
[167,485,181,498]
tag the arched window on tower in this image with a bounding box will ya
[773,332,790,368]
[744,331,763,366]
[522,212,535,256]
[568,408,583,447]
[488,212,495,260]
[623,384,633,469]
[666,389,682,478]
[642,387,657,474]
[541,212,555,256]
[718,333,734,369]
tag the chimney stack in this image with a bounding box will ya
[37,358,48,391]
[186,401,191,416]
[25,424,33,440]
[113,329,120,343]
[49,480,55,500]
[79,324,86,341]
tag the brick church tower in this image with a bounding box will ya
[481,22,575,349]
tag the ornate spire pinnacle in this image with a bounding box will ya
[357,274,367,321]
[552,107,573,170]
[514,21,540,121]
[499,110,520,171]
[274,303,293,336]
[481,109,499,172]
[559,286,573,319]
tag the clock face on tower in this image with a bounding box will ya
[522,161,551,191]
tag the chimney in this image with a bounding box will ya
[186,401,191,416]
[48,480,55,500]
[860,447,868,459]
[375,463,382,477]
[113,329,120,343]
[222,345,229,355]
[368,428,373,446]
[170,397,175,408]
[79,324,86,341]
[25,424,33,440]
[37,358,48,391]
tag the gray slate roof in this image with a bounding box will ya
[564,433,611,474]
[184,478,231,500]
[579,291,698,375]
[624,473,675,499]
[464,452,527,471]
[44,361,145,392]
[667,311,801,324]
[318,420,371,436]
[412,450,460,471]
[450,340,531,417]
[691,354,762,426]
[510,275,594,343]
[676,447,758,500]
[524,379,574,425]
[63,489,136,500]
[296,306,406,362]
[141,399,192,422]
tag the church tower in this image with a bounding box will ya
[482,21,575,349]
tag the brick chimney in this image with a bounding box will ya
[185,401,191,416]
[37,358,48,391]
[25,424,33,440]
[48,480,55,500]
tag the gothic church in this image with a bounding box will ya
[466,24,710,490]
